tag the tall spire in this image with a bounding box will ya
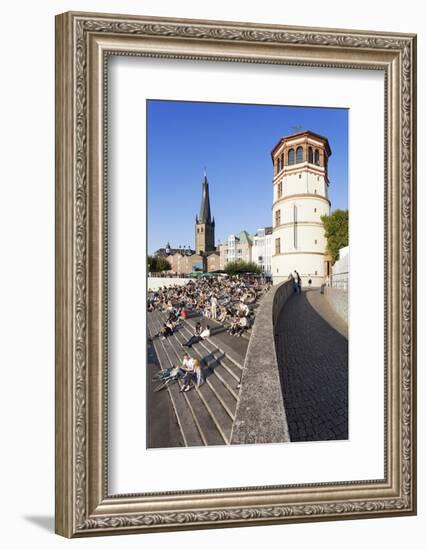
[198,173,212,224]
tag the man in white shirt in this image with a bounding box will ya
[211,295,218,320]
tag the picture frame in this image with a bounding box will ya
[55,11,417,537]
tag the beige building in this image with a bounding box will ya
[205,250,221,272]
[219,230,253,269]
[167,251,204,274]
[271,130,332,286]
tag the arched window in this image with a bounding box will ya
[308,146,313,163]
[281,153,284,169]
[315,149,320,165]
[288,148,295,165]
[276,159,280,174]
[296,146,303,163]
[278,182,282,199]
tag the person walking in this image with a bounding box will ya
[292,270,299,293]
[292,270,302,294]
[295,270,302,294]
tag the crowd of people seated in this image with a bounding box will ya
[148,275,271,339]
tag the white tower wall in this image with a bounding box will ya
[271,133,332,287]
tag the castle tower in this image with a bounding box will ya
[271,130,332,286]
[195,173,215,254]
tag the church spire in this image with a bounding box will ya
[195,171,215,254]
[198,173,212,224]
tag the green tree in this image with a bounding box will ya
[147,255,171,272]
[321,209,349,264]
[224,260,261,275]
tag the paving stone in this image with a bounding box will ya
[275,289,349,442]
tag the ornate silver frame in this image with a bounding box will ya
[55,11,417,537]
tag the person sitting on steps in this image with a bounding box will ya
[182,324,210,348]
[179,353,204,392]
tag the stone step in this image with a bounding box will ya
[151,310,242,444]
[161,322,234,442]
[183,316,246,371]
[149,312,227,445]
[147,322,205,447]
[172,326,238,420]
[181,319,244,382]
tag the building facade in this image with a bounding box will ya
[167,251,204,274]
[205,250,221,272]
[252,227,273,276]
[219,230,253,269]
[271,130,332,286]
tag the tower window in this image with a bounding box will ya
[315,149,320,165]
[281,153,284,170]
[276,159,280,174]
[299,174,302,179]
[296,146,303,163]
[278,182,282,198]
[288,148,295,165]
[308,146,313,163]
[275,209,281,227]
[275,238,281,255]
[315,240,318,244]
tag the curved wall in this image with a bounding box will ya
[231,280,293,445]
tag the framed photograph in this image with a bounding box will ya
[55,11,417,537]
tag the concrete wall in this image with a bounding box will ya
[231,280,293,445]
[147,277,195,291]
[323,287,348,324]
[331,245,349,290]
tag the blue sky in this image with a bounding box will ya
[147,100,348,254]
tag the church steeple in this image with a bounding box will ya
[198,174,212,224]
[195,172,215,254]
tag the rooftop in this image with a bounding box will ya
[271,130,332,158]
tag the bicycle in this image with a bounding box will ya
[152,366,183,392]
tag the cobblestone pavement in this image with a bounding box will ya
[275,289,348,442]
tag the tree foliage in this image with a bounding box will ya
[321,209,349,264]
[224,260,261,275]
[148,255,172,272]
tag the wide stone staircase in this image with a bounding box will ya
[147,310,244,446]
